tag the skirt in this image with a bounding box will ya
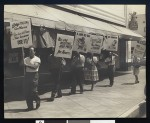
[133,67,140,75]
[84,67,99,81]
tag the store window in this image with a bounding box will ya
[4,22,24,79]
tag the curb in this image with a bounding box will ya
[118,100,146,118]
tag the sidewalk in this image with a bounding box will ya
[4,68,146,118]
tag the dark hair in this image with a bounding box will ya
[29,45,35,50]
[86,52,93,58]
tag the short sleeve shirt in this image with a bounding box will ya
[80,54,85,67]
[24,56,41,72]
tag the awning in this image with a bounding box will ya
[83,16,143,40]
[82,16,121,35]
[4,5,65,29]
[4,5,103,34]
[4,5,143,40]
[35,5,106,34]
[111,24,143,40]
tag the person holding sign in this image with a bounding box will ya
[24,46,41,111]
[48,47,66,102]
[84,53,99,91]
[69,51,85,94]
[132,56,141,84]
[105,52,118,87]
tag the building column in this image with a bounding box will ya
[118,39,132,71]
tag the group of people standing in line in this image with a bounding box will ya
[23,46,141,111]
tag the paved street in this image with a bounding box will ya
[4,68,146,118]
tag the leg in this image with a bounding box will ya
[49,83,57,101]
[91,82,94,91]
[48,71,58,101]
[24,74,33,110]
[32,73,40,109]
[77,68,84,93]
[70,70,77,94]
[108,65,114,86]
[135,75,139,83]
[56,83,62,97]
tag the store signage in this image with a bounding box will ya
[133,42,146,58]
[8,53,18,63]
[54,34,74,58]
[73,32,90,53]
[10,20,32,48]
[103,35,118,51]
[128,12,138,30]
[88,34,103,54]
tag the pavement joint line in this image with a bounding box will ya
[52,99,75,117]
[118,99,146,118]
[65,95,99,117]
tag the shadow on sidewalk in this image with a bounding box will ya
[96,85,110,87]
[122,83,136,85]
[5,108,27,113]
[139,101,146,117]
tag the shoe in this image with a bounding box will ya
[36,100,40,109]
[56,95,62,98]
[135,81,139,83]
[47,97,54,102]
[109,85,113,87]
[25,107,34,111]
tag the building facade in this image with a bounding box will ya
[4,5,143,92]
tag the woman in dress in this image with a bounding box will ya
[84,52,99,91]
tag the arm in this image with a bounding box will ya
[28,62,40,69]
[24,62,40,69]
[112,53,118,57]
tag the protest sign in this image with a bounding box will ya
[54,34,74,58]
[133,41,146,58]
[10,20,32,48]
[88,34,103,54]
[73,32,90,53]
[103,35,118,51]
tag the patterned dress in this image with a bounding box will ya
[84,57,99,82]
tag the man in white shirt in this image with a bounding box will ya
[105,52,118,87]
[24,46,41,111]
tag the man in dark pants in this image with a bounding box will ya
[24,46,41,111]
[105,52,118,87]
[69,52,85,94]
[48,48,66,101]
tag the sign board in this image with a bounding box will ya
[73,32,90,53]
[10,20,32,48]
[54,34,74,58]
[133,41,146,58]
[103,35,118,51]
[88,34,103,54]
[128,12,138,30]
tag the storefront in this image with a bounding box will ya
[4,5,144,93]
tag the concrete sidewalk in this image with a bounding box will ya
[4,68,146,118]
